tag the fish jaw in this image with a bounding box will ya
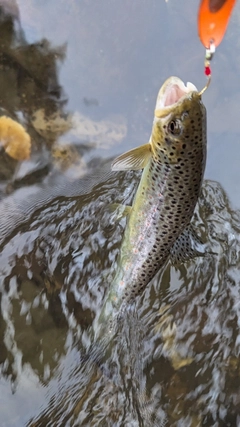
[154,76,199,119]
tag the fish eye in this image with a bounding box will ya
[167,119,182,136]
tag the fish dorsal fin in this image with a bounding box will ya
[111,143,151,171]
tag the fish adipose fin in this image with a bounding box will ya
[170,224,205,265]
[109,203,132,219]
[111,143,151,171]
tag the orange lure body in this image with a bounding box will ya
[198,0,236,48]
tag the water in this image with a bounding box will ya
[1,0,240,426]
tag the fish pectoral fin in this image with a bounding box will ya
[111,143,151,171]
[170,224,206,265]
[109,203,132,220]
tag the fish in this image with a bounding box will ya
[93,76,207,343]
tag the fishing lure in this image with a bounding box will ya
[198,0,236,78]
[198,0,236,48]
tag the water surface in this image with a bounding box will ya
[1,1,240,426]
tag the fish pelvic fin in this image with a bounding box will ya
[111,143,151,171]
[108,203,132,220]
[170,224,205,265]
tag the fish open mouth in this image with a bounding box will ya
[156,77,198,110]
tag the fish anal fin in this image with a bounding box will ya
[111,143,151,171]
[170,225,205,265]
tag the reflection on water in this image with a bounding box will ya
[1,0,240,426]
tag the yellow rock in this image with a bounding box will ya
[31,109,72,140]
[0,116,31,160]
[155,305,194,370]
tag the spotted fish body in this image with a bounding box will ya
[94,76,207,340]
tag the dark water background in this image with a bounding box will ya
[1,1,240,426]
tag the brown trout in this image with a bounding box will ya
[94,76,207,341]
